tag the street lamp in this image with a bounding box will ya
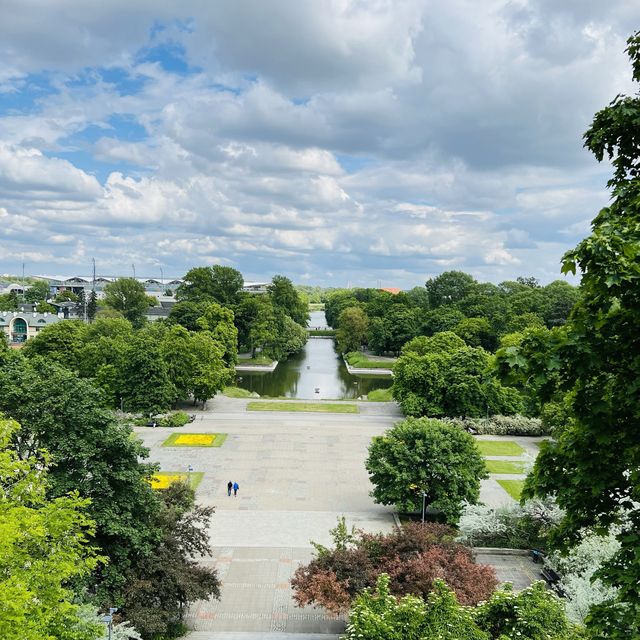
[100,607,118,640]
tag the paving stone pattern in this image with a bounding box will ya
[135,398,541,638]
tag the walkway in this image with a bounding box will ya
[136,398,400,636]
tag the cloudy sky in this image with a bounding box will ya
[0,1,638,287]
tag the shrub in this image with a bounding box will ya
[547,528,620,624]
[442,414,547,436]
[291,521,497,614]
[475,581,584,640]
[161,411,190,428]
[457,498,563,550]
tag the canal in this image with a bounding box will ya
[235,311,392,400]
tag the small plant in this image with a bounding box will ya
[162,411,190,428]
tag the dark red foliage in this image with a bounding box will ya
[291,522,497,613]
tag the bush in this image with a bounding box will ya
[457,498,563,550]
[475,581,584,640]
[162,411,190,428]
[291,520,497,614]
[547,528,620,623]
[442,414,546,436]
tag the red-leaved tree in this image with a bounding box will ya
[291,521,497,613]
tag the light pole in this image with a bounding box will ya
[101,607,118,640]
[421,491,427,523]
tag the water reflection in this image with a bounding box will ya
[236,311,391,399]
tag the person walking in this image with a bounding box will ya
[227,481,233,497]
[233,481,239,497]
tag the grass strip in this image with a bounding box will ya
[162,432,227,447]
[223,386,254,398]
[476,440,526,457]
[367,388,393,402]
[247,401,358,414]
[497,479,525,500]
[345,352,396,369]
[485,459,527,474]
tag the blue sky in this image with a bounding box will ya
[0,1,639,287]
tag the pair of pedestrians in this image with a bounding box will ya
[227,480,239,497]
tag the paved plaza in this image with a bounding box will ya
[134,397,541,639]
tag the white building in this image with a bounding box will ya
[0,311,61,344]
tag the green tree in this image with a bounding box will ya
[268,274,309,326]
[103,278,154,328]
[0,360,162,605]
[121,334,175,413]
[197,302,238,366]
[54,289,80,303]
[542,280,580,327]
[23,280,50,303]
[177,265,243,306]
[87,290,98,322]
[419,306,465,336]
[453,316,496,350]
[0,291,19,310]
[167,300,206,332]
[122,482,220,638]
[516,32,640,639]
[189,331,231,405]
[425,271,476,308]
[0,416,103,640]
[366,417,487,522]
[22,319,86,369]
[336,306,369,352]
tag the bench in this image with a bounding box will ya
[541,566,566,597]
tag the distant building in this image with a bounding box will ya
[379,287,402,295]
[0,311,61,344]
[0,283,25,295]
[33,275,270,297]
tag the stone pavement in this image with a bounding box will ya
[134,398,542,637]
[135,397,400,636]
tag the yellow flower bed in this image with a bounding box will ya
[173,434,215,446]
[151,473,186,490]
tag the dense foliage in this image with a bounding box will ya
[0,361,220,638]
[345,575,583,640]
[22,312,234,412]
[325,275,578,356]
[103,278,156,328]
[291,521,497,614]
[366,418,487,522]
[497,32,640,638]
[392,332,523,418]
[0,416,102,640]
[457,499,563,550]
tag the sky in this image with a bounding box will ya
[0,1,639,288]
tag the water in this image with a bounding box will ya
[236,311,392,400]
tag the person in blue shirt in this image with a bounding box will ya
[233,481,239,497]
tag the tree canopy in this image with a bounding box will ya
[366,418,488,522]
[103,278,155,328]
[0,416,102,640]
[498,31,640,639]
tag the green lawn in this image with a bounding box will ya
[223,386,254,398]
[485,459,527,474]
[237,355,275,366]
[308,329,336,336]
[476,440,526,456]
[162,432,227,447]
[247,401,359,414]
[367,388,393,402]
[497,479,525,500]
[345,352,396,369]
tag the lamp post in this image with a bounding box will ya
[101,607,118,640]
[421,491,427,523]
